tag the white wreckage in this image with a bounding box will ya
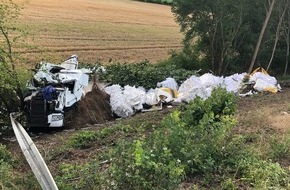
[104,68,281,118]
[24,55,89,128]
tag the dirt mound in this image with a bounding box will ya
[64,84,113,128]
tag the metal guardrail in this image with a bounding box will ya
[10,113,59,190]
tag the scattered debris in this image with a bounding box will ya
[23,63,283,122]
[249,67,281,93]
[104,68,281,117]
[24,55,90,128]
[281,111,289,115]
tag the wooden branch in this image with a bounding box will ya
[248,0,276,73]
[266,0,288,71]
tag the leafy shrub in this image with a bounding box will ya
[0,145,18,189]
[0,144,13,163]
[268,136,290,161]
[160,50,202,71]
[56,161,100,190]
[101,87,289,189]
[103,88,238,189]
[104,139,185,190]
[180,88,237,127]
[68,131,97,149]
[0,69,27,128]
[0,160,16,189]
[238,157,289,189]
[97,61,197,89]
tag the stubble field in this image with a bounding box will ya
[15,0,182,64]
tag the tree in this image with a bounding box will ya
[282,2,290,76]
[248,0,276,73]
[266,0,289,72]
[171,0,290,75]
[172,0,257,75]
[0,0,28,126]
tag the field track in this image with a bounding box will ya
[15,0,182,64]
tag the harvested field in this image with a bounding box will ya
[14,0,182,64]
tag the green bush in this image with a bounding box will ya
[160,50,202,71]
[0,160,16,189]
[68,131,97,149]
[97,61,197,89]
[104,139,185,190]
[268,136,290,161]
[180,88,237,127]
[0,144,18,189]
[0,144,13,163]
[238,157,289,189]
[56,161,100,190]
[102,87,290,189]
[103,88,239,189]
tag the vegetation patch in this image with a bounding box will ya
[68,131,98,149]
[56,161,101,190]
[97,61,197,89]
[0,144,19,189]
[97,88,289,189]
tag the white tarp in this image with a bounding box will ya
[176,71,279,103]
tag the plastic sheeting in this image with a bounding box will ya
[223,73,247,93]
[105,84,180,117]
[144,89,158,106]
[105,85,159,118]
[200,73,224,97]
[177,72,256,102]
[157,77,178,90]
[123,86,146,111]
[105,85,134,118]
[105,71,281,117]
[177,76,208,102]
[250,72,280,93]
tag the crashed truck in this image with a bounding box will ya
[24,55,89,128]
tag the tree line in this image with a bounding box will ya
[171,0,290,76]
[133,0,172,5]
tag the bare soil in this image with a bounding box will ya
[237,86,290,134]
[64,84,114,128]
